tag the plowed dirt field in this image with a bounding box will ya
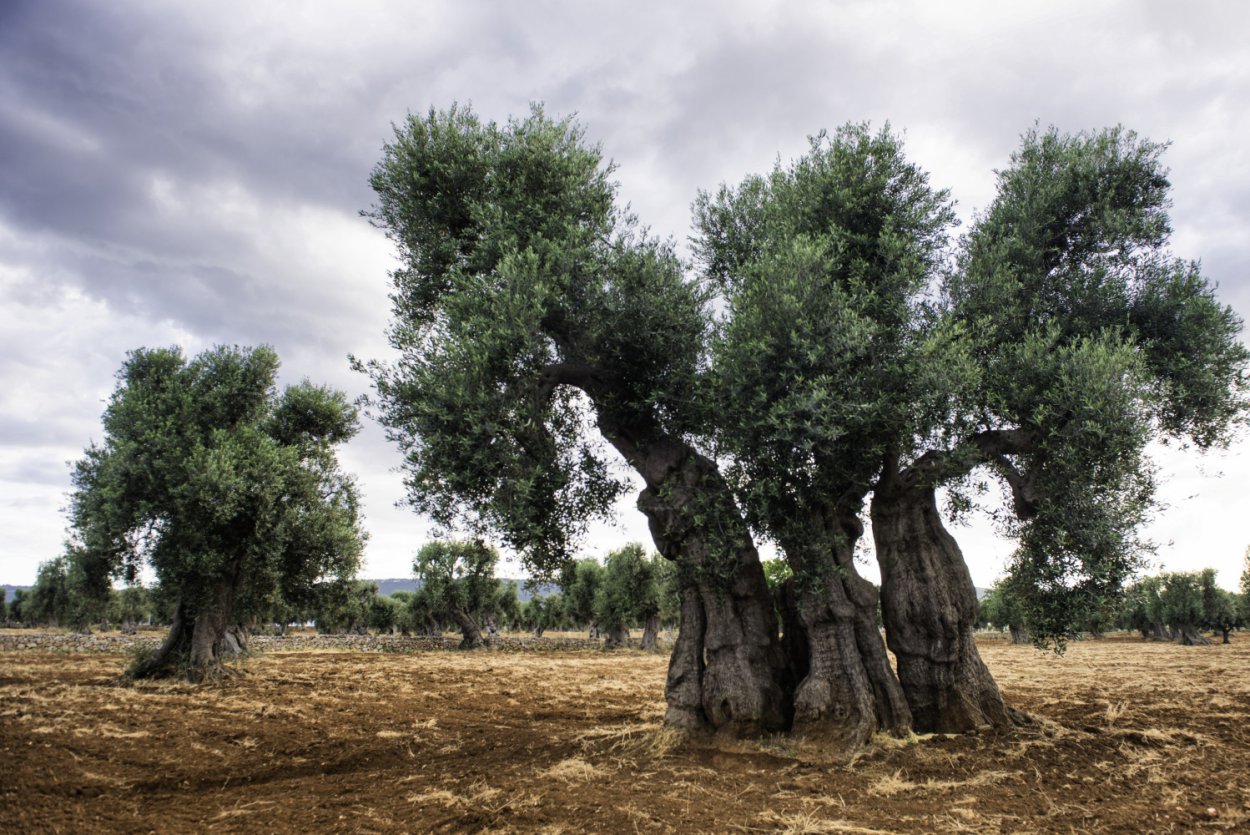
[3,636,1249,833]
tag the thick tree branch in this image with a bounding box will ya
[897,428,1039,493]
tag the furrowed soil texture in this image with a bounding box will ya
[3,636,1249,833]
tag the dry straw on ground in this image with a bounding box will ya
[2,634,1249,832]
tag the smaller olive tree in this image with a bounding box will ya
[978,579,1032,645]
[560,558,604,638]
[521,591,564,637]
[594,544,664,650]
[67,345,365,679]
[414,539,501,649]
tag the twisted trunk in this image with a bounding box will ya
[453,607,485,649]
[780,510,910,747]
[130,599,190,679]
[873,474,1018,733]
[1176,625,1211,646]
[639,473,787,738]
[548,362,785,738]
[133,560,247,681]
[603,623,629,649]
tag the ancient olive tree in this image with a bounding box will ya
[594,543,665,649]
[698,124,951,743]
[560,558,605,638]
[359,105,786,737]
[67,345,366,679]
[413,539,501,648]
[700,124,1246,733]
[25,554,102,630]
[359,104,1245,745]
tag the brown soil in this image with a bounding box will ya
[2,635,1248,833]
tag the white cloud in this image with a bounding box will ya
[2,0,1248,591]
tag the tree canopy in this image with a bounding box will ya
[66,345,366,678]
[360,104,1247,745]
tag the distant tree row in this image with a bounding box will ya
[8,537,682,653]
[979,558,1250,646]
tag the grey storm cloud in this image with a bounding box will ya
[2,0,1249,586]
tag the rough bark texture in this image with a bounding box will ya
[1008,626,1031,645]
[543,361,785,738]
[640,615,660,651]
[186,574,245,681]
[780,511,911,747]
[640,477,786,738]
[1176,626,1212,646]
[603,624,629,649]
[873,476,1018,733]
[130,600,191,679]
[586,408,786,739]
[663,584,709,732]
[453,608,485,649]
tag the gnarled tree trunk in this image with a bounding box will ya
[452,607,485,649]
[640,613,660,650]
[873,476,1018,733]
[603,623,629,649]
[779,509,911,748]
[130,599,191,679]
[635,452,787,739]
[1176,625,1211,646]
[558,369,786,739]
[132,561,247,682]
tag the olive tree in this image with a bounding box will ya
[561,558,604,638]
[413,539,501,649]
[699,124,1245,733]
[593,543,664,649]
[360,105,1246,745]
[66,345,365,679]
[358,105,786,736]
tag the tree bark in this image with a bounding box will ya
[873,474,1018,733]
[603,623,629,649]
[130,599,191,679]
[1176,625,1211,646]
[640,478,787,737]
[452,607,485,649]
[186,571,245,681]
[1008,625,1031,645]
[640,614,660,650]
[779,509,911,748]
[546,362,785,738]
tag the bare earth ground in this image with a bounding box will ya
[2,635,1249,833]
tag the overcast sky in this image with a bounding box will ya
[3,0,1248,590]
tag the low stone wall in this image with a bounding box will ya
[0,631,617,654]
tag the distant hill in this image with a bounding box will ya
[3,585,29,603]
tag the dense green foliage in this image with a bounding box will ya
[592,544,663,640]
[956,128,1246,640]
[412,539,502,645]
[357,105,685,573]
[698,124,959,559]
[560,558,604,630]
[63,345,366,671]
